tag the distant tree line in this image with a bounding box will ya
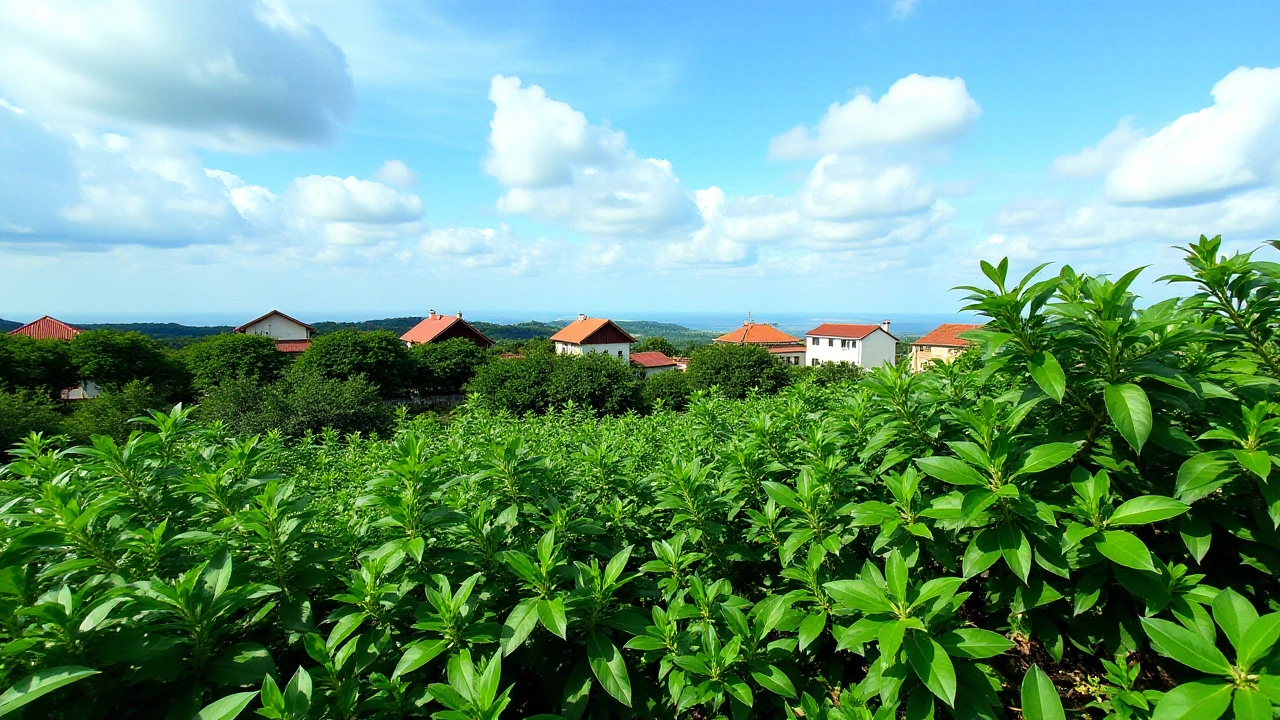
[0,325,865,451]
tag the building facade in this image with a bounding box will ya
[804,322,897,368]
[550,315,636,361]
[630,351,678,377]
[234,310,316,353]
[910,323,984,372]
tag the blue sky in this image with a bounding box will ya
[2,1,1279,323]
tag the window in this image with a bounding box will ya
[811,337,819,345]
[618,350,623,358]
[811,358,819,366]
[828,339,834,346]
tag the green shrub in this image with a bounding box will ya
[60,379,164,441]
[790,360,867,386]
[200,369,393,438]
[411,337,494,396]
[643,368,691,410]
[70,329,188,396]
[465,353,555,415]
[293,329,413,398]
[0,334,77,396]
[633,335,678,357]
[548,351,645,416]
[182,333,289,392]
[0,387,62,452]
[685,342,791,398]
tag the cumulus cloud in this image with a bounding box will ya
[1051,118,1141,179]
[289,175,423,224]
[0,0,354,151]
[799,156,935,220]
[1104,67,1280,206]
[484,75,698,237]
[375,159,418,187]
[769,75,980,160]
[420,224,558,273]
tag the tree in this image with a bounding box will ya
[0,334,77,396]
[685,343,790,398]
[292,330,414,398]
[791,361,867,386]
[643,369,691,411]
[70,330,185,394]
[61,380,165,442]
[0,388,62,453]
[182,333,288,393]
[465,354,556,415]
[199,369,394,438]
[633,336,677,357]
[411,338,494,396]
[548,352,645,416]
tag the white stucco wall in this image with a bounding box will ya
[804,329,896,368]
[555,341,631,362]
[244,315,311,341]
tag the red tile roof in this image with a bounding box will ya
[912,323,985,347]
[550,316,635,345]
[630,351,677,368]
[714,322,801,346]
[8,316,82,341]
[806,323,888,340]
[401,313,494,347]
[234,310,315,334]
[275,339,312,353]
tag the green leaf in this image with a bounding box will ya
[824,579,893,613]
[1237,614,1280,670]
[1020,665,1064,720]
[915,457,987,487]
[1105,383,1153,454]
[886,550,908,601]
[1151,680,1233,720]
[798,611,827,651]
[586,632,631,707]
[1179,514,1212,564]
[750,664,797,699]
[1234,450,1271,481]
[0,667,99,717]
[1028,351,1066,403]
[195,691,259,720]
[904,633,956,707]
[1210,588,1257,657]
[560,660,591,720]
[1096,530,1155,572]
[394,638,448,678]
[1175,453,1236,501]
[501,598,540,656]
[999,524,1032,584]
[538,597,568,640]
[1232,688,1272,720]
[1013,443,1079,478]
[1140,618,1232,675]
[936,628,1014,659]
[1110,496,1189,526]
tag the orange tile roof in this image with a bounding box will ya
[713,322,801,346]
[400,313,494,347]
[630,351,677,368]
[275,339,312,353]
[8,316,82,341]
[806,323,885,340]
[550,316,635,345]
[912,323,985,347]
[234,310,315,334]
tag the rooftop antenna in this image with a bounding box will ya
[746,310,754,325]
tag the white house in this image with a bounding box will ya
[234,310,316,353]
[630,351,679,377]
[550,315,636,362]
[804,321,898,369]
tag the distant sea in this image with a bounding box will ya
[10,310,980,338]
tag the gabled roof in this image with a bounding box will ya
[806,323,898,341]
[631,351,677,368]
[8,316,82,341]
[234,310,315,334]
[713,322,800,346]
[550,316,636,345]
[401,313,494,347]
[913,323,985,347]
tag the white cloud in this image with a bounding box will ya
[1051,118,1141,179]
[483,75,698,237]
[288,175,423,224]
[799,155,935,220]
[0,0,353,151]
[890,0,920,19]
[769,75,980,160]
[374,159,418,187]
[1105,67,1280,206]
[419,224,557,273]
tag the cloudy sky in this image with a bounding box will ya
[2,1,1279,322]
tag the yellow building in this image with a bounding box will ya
[910,323,984,372]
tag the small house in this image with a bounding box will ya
[550,315,636,361]
[630,351,678,377]
[911,323,984,372]
[401,310,495,349]
[713,319,806,365]
[804,321,897,369]
[234,310,316,353]
[7,316,98,398]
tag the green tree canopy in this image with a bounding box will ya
[0,334,77,396]
[643,368,691,410]
[410,338,494,396]
[182,333,289,393]
[70,330,185,394]
[633,336,677,357]
[685,343,790,398]
[464,354,556,416]
[548,352,645,416]
[292,329,413,398]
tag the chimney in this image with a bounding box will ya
[429,309,437,319]
[457,311,463,318]
[577,313,587,322]
[881,319,891,333]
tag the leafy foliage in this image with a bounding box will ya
[685,343,791,399]
[184,334,290,392]
[3,236,1280,720]
[293,330,415,399]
